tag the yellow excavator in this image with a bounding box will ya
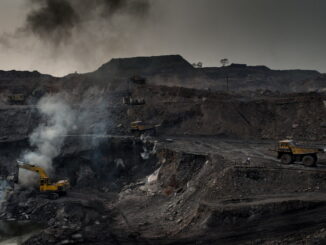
[17,161,70,199]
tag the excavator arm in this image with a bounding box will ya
[17,161,49,180]
[19,164,48,178]
[17,161,52,192]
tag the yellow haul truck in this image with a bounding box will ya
[17,161,70,199]
[277,140,325,167]
[130,121,160,136]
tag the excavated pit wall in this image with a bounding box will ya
[0,140,30,177]
[2,135,325,197]
[0,108,39,142]
[156,149,208,191]
[0,136,158,192]
[153,147,326,200]
[145,149,326,244]
[0,87,325,146]
[203,166,326,200]
[2,137,326,244]
[53,136,158,191]
[130,86,326,140]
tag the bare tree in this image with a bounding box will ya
[220,58,229,67]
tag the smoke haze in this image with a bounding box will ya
[0,0,326,75]
[18,90,112,187]
[19,93,76,186]
[0,0,153,76]
[25,0,150,45]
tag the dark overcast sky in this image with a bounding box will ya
[0,0,325,76]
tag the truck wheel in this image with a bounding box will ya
[49,193,59,200]
[59,191,67,196]
[280,154,293,164]
[302,155,316,167]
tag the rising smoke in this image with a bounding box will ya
[0,0,153,75]
[19,93,76,186]
[26,0,79,44]
[25,0,150,45]
[19,89,112,187]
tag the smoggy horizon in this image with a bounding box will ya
[0,0,326,76]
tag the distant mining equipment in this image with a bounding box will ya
[130,121,160,136]
[8,93,26,105]
[123,96,145,105]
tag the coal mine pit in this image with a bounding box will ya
[53,136,159,191]
[0,55,325,244]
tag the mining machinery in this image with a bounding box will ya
[277,140,325,167]
[17,161,70,199]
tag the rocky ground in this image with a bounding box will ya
[0,55,325,244]
[1,136,326,244]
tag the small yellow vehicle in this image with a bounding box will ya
[277,140,325,166]
[8,94,25,104]
[17,161,70,199]
[130,121,160,136]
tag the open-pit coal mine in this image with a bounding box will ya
[0,55,326,244]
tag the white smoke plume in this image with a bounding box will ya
[19,93,76,187]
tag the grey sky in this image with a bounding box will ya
[0,0,325,76]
